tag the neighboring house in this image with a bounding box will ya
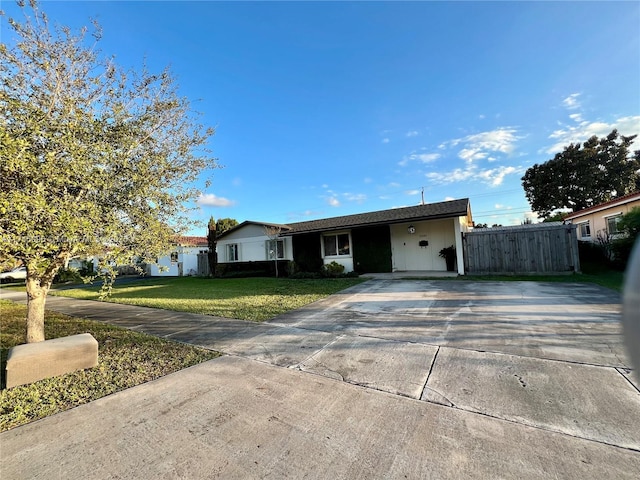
[216,222,294,264]
[217,199,472,275]
[147,236,209,277]
[563,192,640,242]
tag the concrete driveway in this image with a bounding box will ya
[1,280,639,478]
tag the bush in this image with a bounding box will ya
[611,207,640,268]
[214,260,291,278]
[578,240,608,264]
[78,260,95,277]
[53,267,82,284]
[321,261,345,277]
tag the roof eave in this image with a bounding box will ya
[281,210,468,236]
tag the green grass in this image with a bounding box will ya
[0,300,220,432]
[403,268,625,292]
[457,272,624,292]
[52,276,365,321]
[395,260,625,292]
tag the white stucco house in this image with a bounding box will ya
[216,198,472,275]
[146,236,209,277]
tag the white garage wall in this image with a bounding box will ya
[390,219,457,272]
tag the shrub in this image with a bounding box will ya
[53,267,82,284]
[322,261,345,278]
[611,207,640,268]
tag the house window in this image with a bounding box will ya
[323,233,350,257]
[577,222,591,238]
[227,244,239,262]
[265,240,285,260]
[606,215,622,235]
[170,252,178,263]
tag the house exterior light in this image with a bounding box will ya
[408,225,416,234]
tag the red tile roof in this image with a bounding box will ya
[563,191,640,220]
[175,236,209,247]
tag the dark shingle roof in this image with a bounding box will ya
[282,198,470,235]
[216,221,292,241]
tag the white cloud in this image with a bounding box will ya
[425,165,520,187]
[327,196,340,207]
[545,115,640,154]
[405,189,421,195]
[458,148,488,163]
[345,193,367,203]
[196,193,236,207]
[406,130,419,137]
[568,113,583,123]
[363,177,373,184]
[382,138,390,144]
[399,152,440,167]
[425,167,476,185]
[441,128,520,164]
[477,166,518,186]
[388,182,401,188]
[444,196,455,201]
[562,93,581,110]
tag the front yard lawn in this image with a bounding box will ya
[52,276,365,321]
[0,300,220,432]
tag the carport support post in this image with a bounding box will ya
[454,219,465,275]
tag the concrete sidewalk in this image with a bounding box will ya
[1,280,639,478]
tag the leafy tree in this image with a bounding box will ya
[543,212,568,223]
[0,1,217,342]
[522,130,639,218]
[216,218,238,235]
[207,216,217,276]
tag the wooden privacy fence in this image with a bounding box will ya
[463,223,580,275]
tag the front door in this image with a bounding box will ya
[391,223,434,271]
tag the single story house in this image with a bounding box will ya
[146,236,209,277]
[563,192,640,242]
[216,198,472,275]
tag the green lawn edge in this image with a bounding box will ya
[0,300,220,432]
[51,276,366,321]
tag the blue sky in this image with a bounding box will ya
[3,1,640,233]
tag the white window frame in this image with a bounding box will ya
[265,239,285,260]
[577,221,591,239]
[604,213,623,235]
[227,244,239,262]
[170,251,179,264]
[321,232,352,258]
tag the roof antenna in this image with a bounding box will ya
[421,187,425,205]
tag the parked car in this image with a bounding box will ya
[0,266,27,283]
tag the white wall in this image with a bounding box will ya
[390,219,457,272]
[217,224,293,263]
[147,246,206,277]
[320,231,354,272]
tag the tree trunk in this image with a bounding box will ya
[25,276,51,343]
